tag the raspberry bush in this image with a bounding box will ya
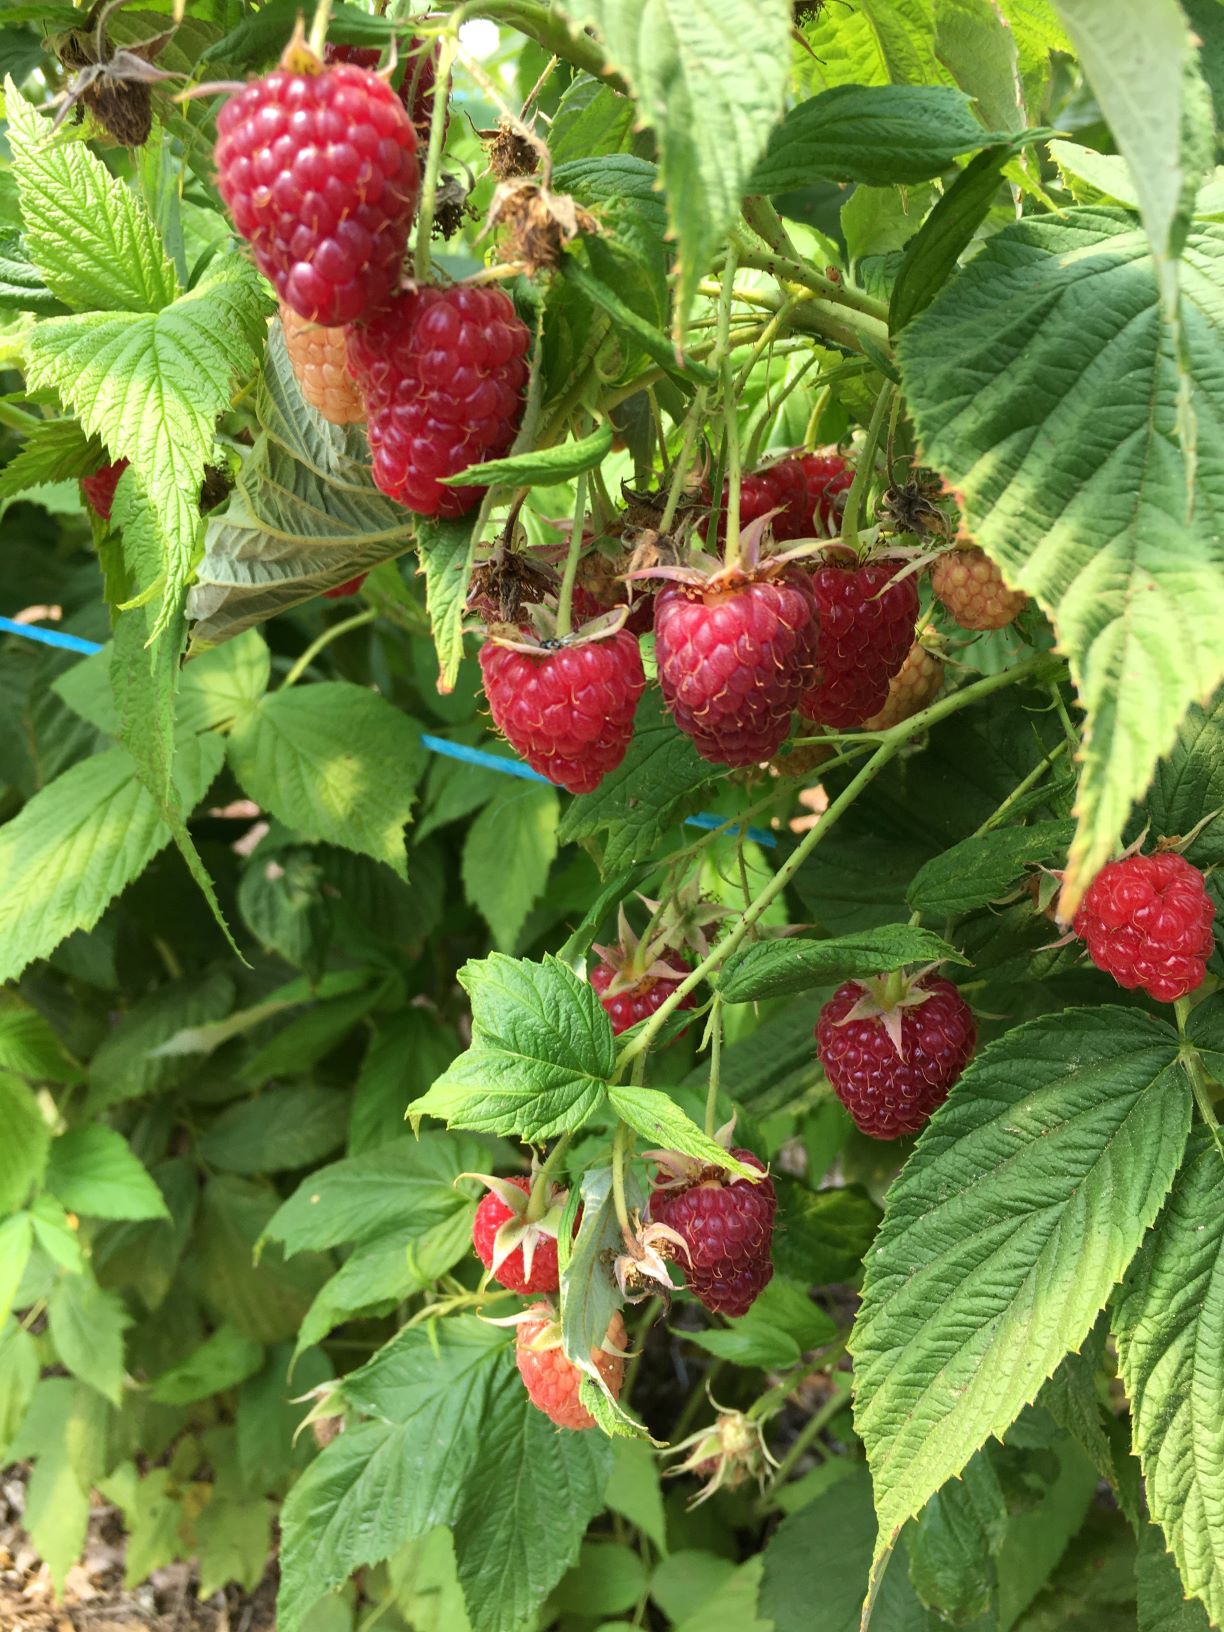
[1,5,1223,1631]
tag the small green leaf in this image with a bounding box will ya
[906,820,1074,917]
[0,417,96,503]
[0,1072,50,1212]
[719,925,967,1003]
[198,1086,349,1175]
[907,1448,1007,1623]
[0,995,82,1086]
[462,784,559,952]
[852,1006,1190,1569]
[4,78,178,312]
[772,1180,881,1285]
[752,84,1013,191]
[410,954,614,1140]
[0,736,224,986]
[150,1325,265,1405]
[1136,1519,1214,1632]
[228,682,426,879]
[443,423,614,487]
[0,1214,34,1331]
[607,1084,756,1176]
[45,1126,169,1222]
[47,1271,131,1406]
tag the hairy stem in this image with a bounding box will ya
[412,31,457,281]
[841,381,894,554]
[554,468,589,639]
[717,248,743,570]
[704,996,723,1138]
[1175,997,1224,1162]
[525,1130,573,1221]
[611,1120,634,1242]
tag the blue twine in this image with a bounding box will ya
[1,616,778,847]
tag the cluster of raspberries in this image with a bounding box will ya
[471,1145,777,1431]
[209,32,530,533]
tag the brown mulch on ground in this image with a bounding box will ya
[0,1476,275,1632]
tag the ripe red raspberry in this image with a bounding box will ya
[516,1304,627,1430]
[1073,851,1216,1003]
[798,559,918,728]
[347,285,530,516]
[932,546,1027,630]
[816,974,976,1140]
[323,574,368,599]
[81,458,129,521]
[479,630,645,795]
[725,458,812,542]
[800,451,855,533]
[647,1149,776,1317]
[860,642,944,730]
[589,955,695,1035]
[280,303,365,425]
[472,1176,562,1294]
[654,569,820,766]
[214,52,419,325]
[326,38,446,150]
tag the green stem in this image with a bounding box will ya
[657,387,707,536]
[757,1377,852,1505]
[0,402,42,433]
[554,467,589,639]
[525,1130,573,1221]
[412,31,457,281]
[1175,997,1224,1162]
[307,0,333,58]
[734,240,890,324]
[280,608,376,689]
[740,195,799,260]
[614,653,1062,1073]
[672,1359,725,1441]
[611,1121,634,1242]
[435,0,627,93]
[973,737,1071,837]
[841,382,894,554]
[717,248,743,570]
[704,996,723,1138]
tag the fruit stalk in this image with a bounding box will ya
[280,608,376,689]
[717,248,744,570]
[412,32,457,281]
[554,467,589,639]
[734,236,889,324]
[840,381,893,554]
[704,996,723,1138]
[1174,996,1224,1161]
[525,1130,573,1223]
[614,651,1065,1072]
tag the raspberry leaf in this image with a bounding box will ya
[1114,1127,1224,1629]
[561,1165,649,1438]
[44,1125,168,1222]
[227,682,426,880]
[718,925,967,1003]
[851,1006,1190,1574]
[4,77,178,314]
[898,211,1224,915]
[189,327,414,650]
[462,784,559,952]
[409,954,615,1140]
[550,0,792,337]
[442,423,614,488]
[609,1084,757,1178]
[0,735,224,986]
[906,820,1075,918]
[752,85,1016,192]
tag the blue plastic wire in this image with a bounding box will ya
[1,616,778,846]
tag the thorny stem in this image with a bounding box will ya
[840,381,894,555]
[554,467,589,639]
[525,1130,573,1221]
[704,996,723,1138]
[412,31,457,281]
[717,248,743,570]
[280,608,377,688]
[1175,997,1224,1163]
[614,653,1063,1074]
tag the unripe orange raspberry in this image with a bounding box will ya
[861,642,944,730]
[280,304,365,426]
[515,1304,627,1430]
[931,547,1027,631]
